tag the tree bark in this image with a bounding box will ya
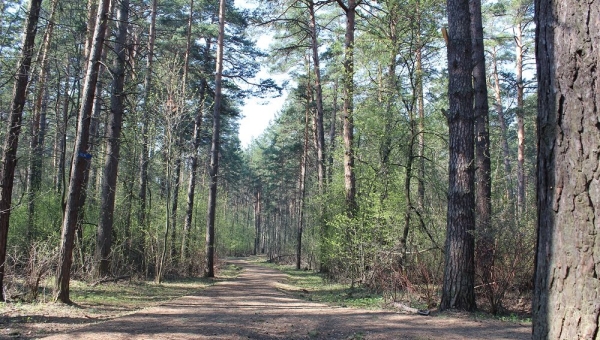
[306,0,325,192]
[55,0,111,303]
[440,0,476,312]
[532,0,600,338]
[96,0,130,279]
[205,0,226,278]
[0,0,43,302]
[470,0,494,311]
[335,0,358,217]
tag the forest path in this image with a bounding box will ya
[41,259,530,340]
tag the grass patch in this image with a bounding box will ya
[1,262,244,320]
[254,260,383,309]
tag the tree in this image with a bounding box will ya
[205,0,226,278]
[55,0,111,303]
[96,0,130,278]
[0,0,43,301]
[470,0,494,311]
[335,0,360,217]
[440,0,476,311]
[532,0,599,337]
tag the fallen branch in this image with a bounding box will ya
[390,302,430,316]
[91,275,131,287]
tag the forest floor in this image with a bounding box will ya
[1,258,531,339]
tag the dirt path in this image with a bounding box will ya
[40,259,530,339]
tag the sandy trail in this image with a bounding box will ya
[41,259,530,339]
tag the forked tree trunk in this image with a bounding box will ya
[440,0,476,312]
[96,0,129,279]
[55,0,111,304]
[0,0,43,302]
[205,0,226,278]
[532,0,599,337]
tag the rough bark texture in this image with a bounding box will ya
[96,0,129,278]
[205,0,226,278]
[55,0,111,303]
[469,0,494,310]
[336,0,358,217]
[532,0,600,338]
[440,0,476,312]
[0,0,43,302]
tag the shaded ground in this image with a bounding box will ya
[29,259,531,340]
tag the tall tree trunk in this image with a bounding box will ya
[327,79,338,185]
[335,0,358,217]
[26,0,58,243]
[253,190,262,255]
[54,0,111,303]
[205,0,226,278]
[416,1,425,210]
[96,0,129,279]
[470,0,494,312]
[297,66,310,270]
[139,0,157,229]
[440,0,476,312]
[490,48,515,202]
[515,21,526,216]
[171,0,193,264]
[307,0,325,192]
[181,78,207,266]
[0,0,43,302]
[533,0,599,337]
[169,154,181,260]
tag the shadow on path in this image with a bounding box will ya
[41,259,530,340]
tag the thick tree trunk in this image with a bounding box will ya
[469,0,494,311]
[440,0,476,312]
[205,0,226,278]
[55,0,111,304]
[532,0,599,338]
[0,0,43,302]
[336,0,358,217]
[96,0,129,279]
